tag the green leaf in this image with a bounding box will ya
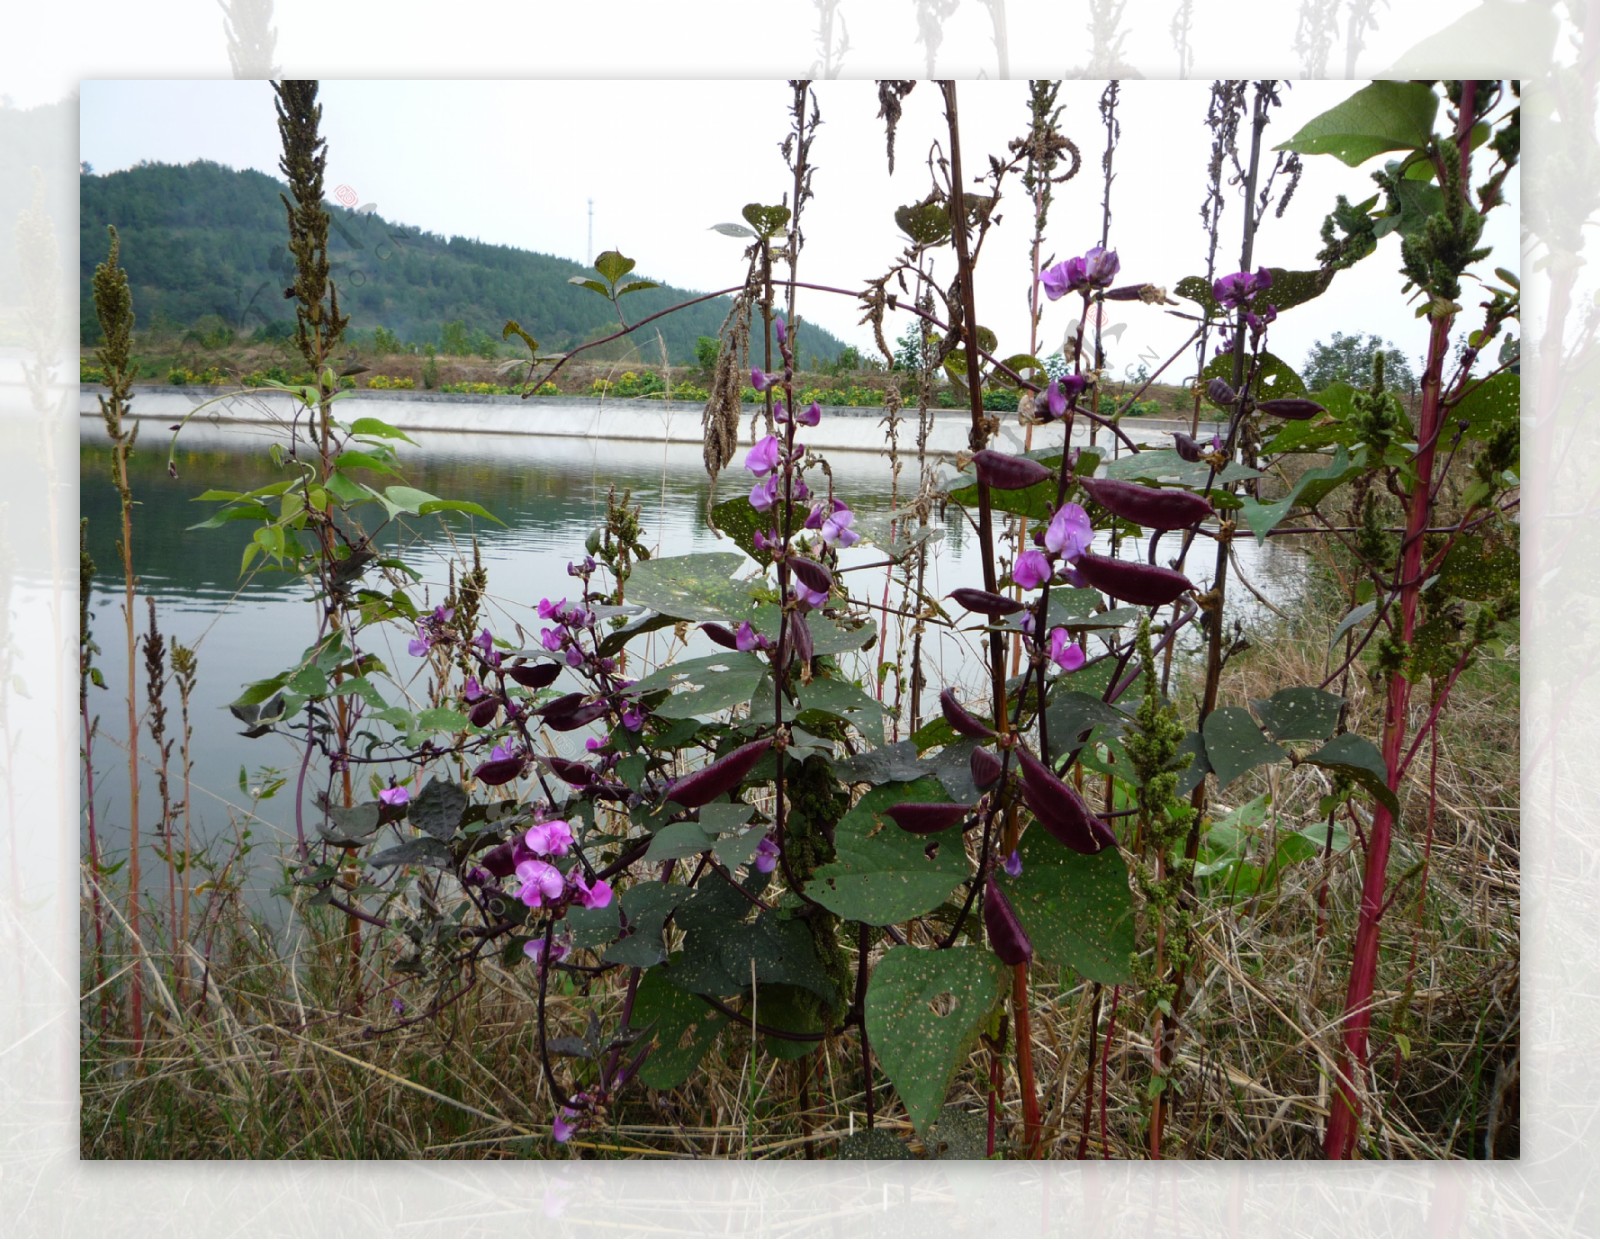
[710,496,806,563]
[1264,382,1363,452]
[1201,350,1307,402]
[1236,447,1362,543]
[894,199,952,247]
[832,740,929,785]
[1001,829,1136,984]
[368,837,453,868]
[1260,267,1335,313]
[741,203,791,239]
[1251,687,1343,743]
[346,416,417,445]
[625,552,753,622]
[187,501,274,531]
[333,449,402,478]
[593,250,636,284]
[1201,706,1286,789]
[644,819,718,862]
[1046,691,1129,757]
[709,221,757,238]
[1275,81,1440,166]
[794,676,885,747]
[632,970,726,1089]
[323,470,371,506]
[627,651,767,718]
[807,778,969,925]
[316,802,382,847]
[837,1128,914,1159]
[1101,448,1260,490]
[604,881,683,968]
[1302,733,1400,814]
[865,945,1007,1135]
[414,707,471,732]
[1436,529,1518,602]
[1328,599,1377,652]
[615,279,660,297]
[1451,371,1519,442]
[949,450,1067,521]
[409,777,468,842]
[417,498,505,525]
[570,275,613,293]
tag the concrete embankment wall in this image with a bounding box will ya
[79,387,1222,457]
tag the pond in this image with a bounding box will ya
[79,410,1311,910]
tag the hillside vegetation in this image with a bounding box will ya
[78,160,849,367]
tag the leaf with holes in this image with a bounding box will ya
[838,1129,913,1158]
[632,969,726,1089]
[1101,449,1259,490]
[1201,350,1306,401]
[807,778,969,925]
[1202,707,1286,789]
[794,676,885,747]
[1000,829,1136,984]
[867,946,1007,1136]
[625,552,753,622]
[1302,733,1400,814]
[1275,81,1440,166]
[741,202,791,238]
[1251,687,1343,743]
[627,651,768,718]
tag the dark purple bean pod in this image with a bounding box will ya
[507,662,561,690]
[667,737,772,809]
[972,449,1053,491]
[533,691,587,721]
[468,696,501,728]
[939,688,996,739]
[789,556,834,596]
[983,881,1034,966]
[948,588,1025,617]
[969,746,1003,789]
[1206,377,1237,407]
[1077,476,1214,531]
[701,622,740,651]
[792,613,814,666]
[1073,551,1195,608]
[544,700,610,732]
[883,802,971,834]
[474,754,527,787]
[1255,397,1325,420]
[479,841,517,878]
[1015,747,1114,854]
[547,756,594,787]
[1171,431,1208,463]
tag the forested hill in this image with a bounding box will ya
[78,160,848,365]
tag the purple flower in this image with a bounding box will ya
[1245,304,1277,335]
[751,368,773,393]
[585,737,603,752]
[774,317,788,347]
[745,435,781,476]
[797,401,821,427]
[525,819,574,857]
[378,784,410,808]
[792,477,811,503]
[774,400,788,424]
[525,935,570,966]
[735,621,765,652]
[431,604,454,625]
[538,597,564,620]
[749,474,780,512]
[820,501,860,549]
[490,741,519,764]
[514,858,565,908]
[1045,379,1067,419]
[565,646,584,668]
[1045,503,1093,561]
[1049,627,1086,672]
[1013,548,1053,591]
[753,528,780,552]
[622,706,645,732]
[552,1109,577,1143]
[1003,849,1023,878]
[407,633,431,658]
[754,835,779,874]
[391,996,406,1014]
[1040,246,1121,300]
[1212,267,1273,310]
[803,504,825,531]
[570,872,613,909]
[541,627,564,652]
[793,580,828,609]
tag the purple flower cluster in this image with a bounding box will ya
[407,604,455,658]
[538,598,600,670]
[511,817,613,913]
[1007,501,1093,672]
[1040,246,1121,301]
[1211,266,1273,310]
[804,498,860,549]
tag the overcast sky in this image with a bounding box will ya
[80,79,1519,382]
